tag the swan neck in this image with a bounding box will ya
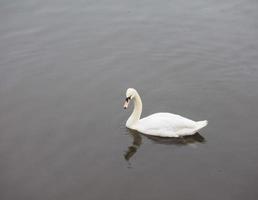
[126,93,142,128]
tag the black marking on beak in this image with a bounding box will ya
[125,96,131,102]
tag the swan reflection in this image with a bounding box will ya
[124,130,142,161]
[124,129,206,161]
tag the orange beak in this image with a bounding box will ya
[123,99,130,109]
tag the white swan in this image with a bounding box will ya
[123,88,208,137]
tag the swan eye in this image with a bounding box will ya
[125,96,131,102]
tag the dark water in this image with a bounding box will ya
[1,0,258,199]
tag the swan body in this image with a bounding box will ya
[123,88,208,137]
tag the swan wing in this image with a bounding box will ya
[135,113,198,137]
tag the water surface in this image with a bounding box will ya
[1,0,258,199]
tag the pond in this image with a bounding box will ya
[0,0,258,199]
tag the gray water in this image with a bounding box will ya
[1,0,258,199]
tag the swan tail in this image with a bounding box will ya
[195,120,208,131]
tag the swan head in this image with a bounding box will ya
[123,88,137,109]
